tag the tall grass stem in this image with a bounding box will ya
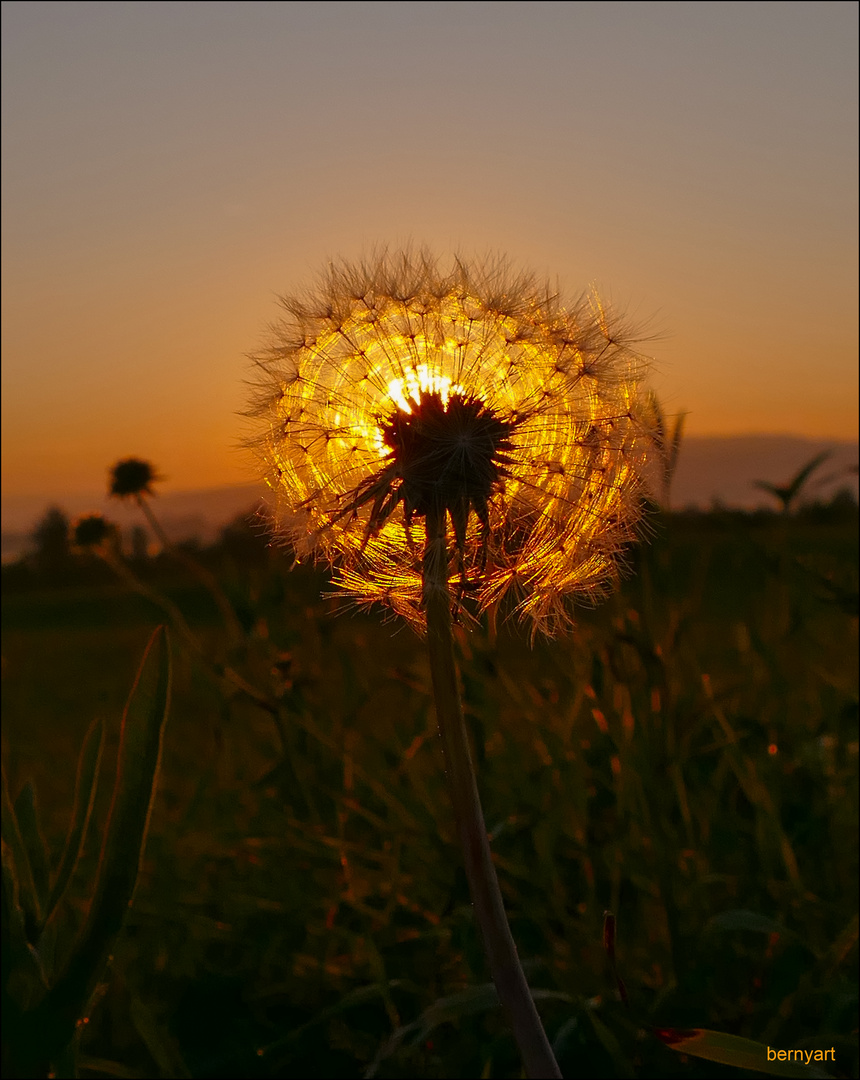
[134,494,244,647]
[422,506,563,1079]
[98,549,281,721]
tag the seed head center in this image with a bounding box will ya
[381,390,515,521]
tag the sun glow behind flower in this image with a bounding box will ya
[249,252,651,634]
[386,362,466,415]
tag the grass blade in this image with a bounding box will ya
[1,767,42,935]
[13,783,50,921]
[366,984,572,1077]
[45,717,105,924]
[655,1027,835,1077]
[129,994,192,1078]
[261,979,408,1068]
[2,841,49,1010]
[25,626,172,1067]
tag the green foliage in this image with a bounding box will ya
[1,515,857,1078]
[2,629,172,1078]
[654,1028,833,1077]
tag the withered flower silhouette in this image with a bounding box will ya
[71,513,116,551]
[248,250,654,1079]
[248,250,650,636]
[108,458,162,499]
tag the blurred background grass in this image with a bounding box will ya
[2,505,857,1079]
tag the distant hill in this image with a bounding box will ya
[668,435,858,510]
[2,436,857,562]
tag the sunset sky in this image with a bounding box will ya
[2,1,857,502]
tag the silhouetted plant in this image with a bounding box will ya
[108,457,243,647]
[2,628,172,1079]
[130,524,151,562]
[29,506,73,577]
[73,511,279,723]
[645,391,687,510]
[72,513,117,551]
[754,450,832,514]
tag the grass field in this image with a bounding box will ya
[2,508,857,1078]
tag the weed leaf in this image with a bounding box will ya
[24,627,172,1067]
[12,782,50,922]
[1,768,43,936]
[46,717,105,925]
[655,1027,834,1077]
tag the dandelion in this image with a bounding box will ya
[108,457,171,556]
[248,250,649,637]
[72,513,121,564]
[248,250,654,1079]
[72,513,116,550]
[108,456,242,645]
[108,458,162,499]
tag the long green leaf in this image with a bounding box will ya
[784,451,832,503]
[13,783,50,919]
[655,1027,835,1078]
[823,912,859,974]
[24,626,172,1067]
[37,718,105,984]
[1,767,42,935]
[366,984,572,1077]
[587,1010,635,1079]
[76,1056,147,1079]
[706,909,794,940]
[45,716,105,923]
[129,994,191,1078]
[262,979,408,1064]
[1,842,49,1011]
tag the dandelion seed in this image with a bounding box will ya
[72,513,115,550]
[248,249,652,635]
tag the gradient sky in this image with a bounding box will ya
[2,1,857,499]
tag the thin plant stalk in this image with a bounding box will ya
[96,545,284,727]
[133,493,244,647]
[422,505,563,1080]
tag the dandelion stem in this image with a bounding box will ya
[422,505,563,1080]
[98,549,281,721]
[134,493,244,647]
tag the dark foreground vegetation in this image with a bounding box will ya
[2,500,858,1078]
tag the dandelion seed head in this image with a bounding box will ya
[247,250,653,635]
[109,458,161,499]
[72,513,116,550]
